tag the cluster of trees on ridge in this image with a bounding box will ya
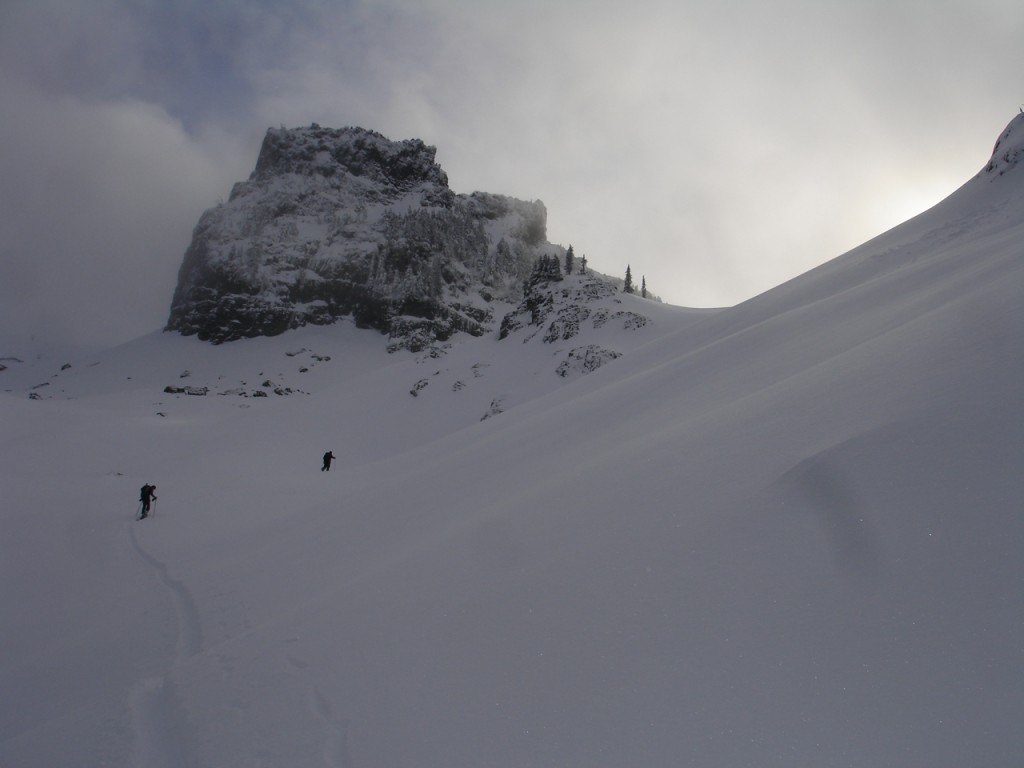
[529,245,651,299]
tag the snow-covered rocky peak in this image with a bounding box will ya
[980,112,1024,179]
[248,124,450,198]
[166,125,558,346]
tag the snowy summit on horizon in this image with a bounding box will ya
[1,114,1022,767]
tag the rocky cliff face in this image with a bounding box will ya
[166,125,557,347]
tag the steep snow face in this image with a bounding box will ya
[679,112,1024,354]
[166,125,555,346]
[1,115,1022,768]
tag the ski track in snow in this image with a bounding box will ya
[307,685,354,768]
[127,523,203,766]
[127,677,192,768]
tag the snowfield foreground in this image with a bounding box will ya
[2,116,1023,767]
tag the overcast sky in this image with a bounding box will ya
[1,0,1020,348]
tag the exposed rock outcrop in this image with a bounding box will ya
[982,112,1024,178]
[499,268,646,343]
[166,125,559,345]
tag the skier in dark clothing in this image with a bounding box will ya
[139,484,157,519]
[321,451,336,471]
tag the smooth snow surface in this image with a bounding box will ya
[2,116,1022,767]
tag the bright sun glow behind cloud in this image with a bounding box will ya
[867,176,969,236]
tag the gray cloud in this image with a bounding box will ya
[1,0,1020,347]
[0,80,248,346]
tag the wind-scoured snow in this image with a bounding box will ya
[1,115,1022,767]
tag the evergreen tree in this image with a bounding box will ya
[565,245,575,275]
[550,255,563,280]
[623,264,634,294]
[526,254,563,291]
[580,255,587,275]
[641,275,647,299]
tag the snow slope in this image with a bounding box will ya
[1,115,1022,767]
